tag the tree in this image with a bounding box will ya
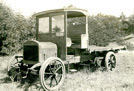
[127,14,134,33]
[0,2,35,55]
[88,14,125,46]
[119,12,129,32]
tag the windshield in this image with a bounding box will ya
[38,14,64,36]
[52,15,64,33]
[52,15,64,36]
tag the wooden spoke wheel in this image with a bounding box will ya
[7,54,23,81]
[39,57,65,91]
[105,52,116,71]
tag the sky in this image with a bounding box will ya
[2,0,134,17]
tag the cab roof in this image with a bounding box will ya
[34,6,88,18]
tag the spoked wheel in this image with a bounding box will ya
[39,57,65,91]
[7,54,23,81]
[105,52,116,71]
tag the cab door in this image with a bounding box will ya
[37,13,67,61]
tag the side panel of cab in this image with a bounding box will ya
[36,12,67,61]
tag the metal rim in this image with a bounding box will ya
[39,57,65,91]
[105,52,116,71]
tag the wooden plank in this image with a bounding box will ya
[66,55,80,64]
[67,24,86,44]
[88,45,126,53]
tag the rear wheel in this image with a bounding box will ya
[105,52,116,71]
[7,54,23,81]
[39,57,65,91]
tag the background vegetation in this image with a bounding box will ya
[1,2,134,55]
[0,2,35,55]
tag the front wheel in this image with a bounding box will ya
[104,52,116,71]
[39,57,65,91]
[7,54,23,81]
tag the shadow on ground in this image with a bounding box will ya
[0,77,11,84]
[0,62,106,91]
[0,72,42,91]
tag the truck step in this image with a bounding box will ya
[69,69,77,72]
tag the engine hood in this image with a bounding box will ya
[24,40,57,49]
[23,40,57,64]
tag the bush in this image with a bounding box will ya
[0,3,35,55]
[88,14,126,46]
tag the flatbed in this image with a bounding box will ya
[89,43,126,53]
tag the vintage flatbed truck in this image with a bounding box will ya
[7,7,126,91]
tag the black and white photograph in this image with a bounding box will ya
[0,0,134,91]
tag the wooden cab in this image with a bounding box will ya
[34,6,89,62]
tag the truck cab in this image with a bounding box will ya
[27,6,89,63]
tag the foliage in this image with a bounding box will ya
[127,14,134,33]
[119,12,134,34]
[53,25,61,32]
[88,14,126,46]
[0,3,35,55]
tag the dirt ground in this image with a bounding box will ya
[0,51,134,91]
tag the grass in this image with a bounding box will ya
[0,52,134,91]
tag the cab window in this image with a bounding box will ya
[38,17,49,34]
[52,15,64,36]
